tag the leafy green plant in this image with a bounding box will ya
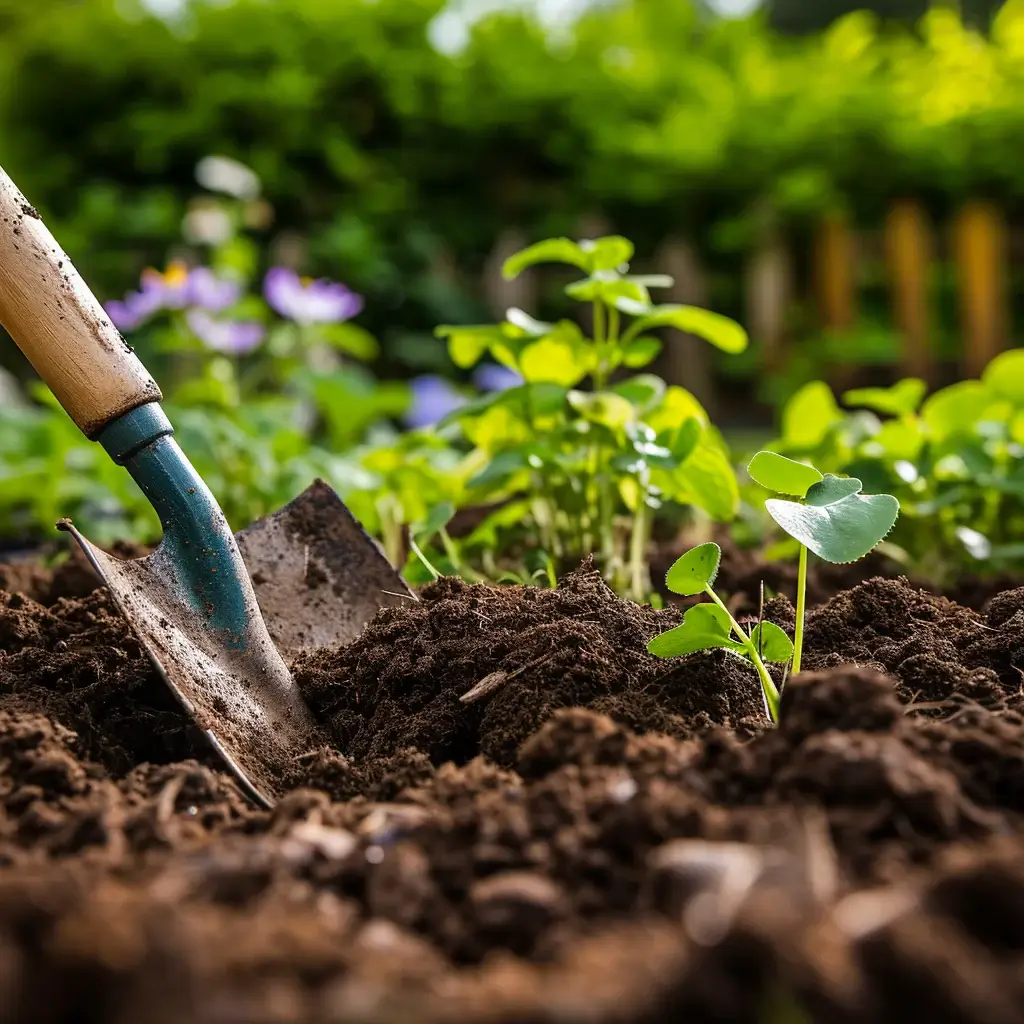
[647,542,790,722]
[434,234,747,599]
[747,452,899,673]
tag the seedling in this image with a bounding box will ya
[647,542,790,722]
[747,452,899,675]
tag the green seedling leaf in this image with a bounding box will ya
[626,305,747,353]
[656,426,738,521]
[747,451,823,497]
[647,601,742,658]
[502,238,589,279]
[804,474,863,506]
[665,541,721,596]
[750,621,793,663]
[982,349,1024,404]
[565,275,648,307]
[765,492,899,564]
[921,381,989,441]
[843,378,926,417]
[621,335,662,368]
[667,416,703,464]
[781,381,843,449]
[580,235,634,271]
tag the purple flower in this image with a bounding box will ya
[104,261,242,331]
[185,310,265,354]
[263,267,363,324]
[404,375,467,429]
[187,267,242,312]
[473,363,523,392]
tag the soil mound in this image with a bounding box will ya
[0,556,1023,1021]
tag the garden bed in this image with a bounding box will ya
[1,550,1024,1022]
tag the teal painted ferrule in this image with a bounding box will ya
[96,402,250,650]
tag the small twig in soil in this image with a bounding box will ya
[381,589,419,602]
[460,653,557,704]
[156,772,188,826]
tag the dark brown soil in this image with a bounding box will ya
[2,547,1024,1022]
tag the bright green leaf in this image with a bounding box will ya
[611,374,666,413]
[568,390,635,430]
[626,305,747,354]
[319,322,379,361]
[645,386,709,431]
[750,621,793,663]
[657,426,739,521]
[580,236,634,271]
[921,381,990,441]
[665,541,721,596]
[435,324,504,369]
[519,337,592,386]
[765,492,900,564]
[747,451,823,497]
[502,238,589,279]
[565,276,649,308]
[781,382,843,449]
[647,601,742,658]
[411,502,455,542]
[621,335,662,368]
[842,378,927,417]
[804,474,863,506]
[982,349,1024,404]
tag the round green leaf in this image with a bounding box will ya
[982,349,1024,404]
[921,381,989,441]
[435,325,504,369]
[747,451,822,497]
[581,235,634,271]
[750,621,793,664]
[621,335,662,368]
[804,474,863,506]
[765,492,899,564]
[519,337,592,386]
[665,542,721,596]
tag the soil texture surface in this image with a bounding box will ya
[0,546,1024,1022]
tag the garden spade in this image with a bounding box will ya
[0,165,413,808]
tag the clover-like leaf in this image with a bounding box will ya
[625,305,747,353]
[665,541,721,596]
[843,378,926,417]
[750,621,793,663]
[647,601,742,658]
[765,492,899,564]
[502,238,590,279]
[804,474,863,506]
[747,451,823,497]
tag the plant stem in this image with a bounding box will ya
[704,585,781,723]
[628,496,650,602]
[792,543,808,676]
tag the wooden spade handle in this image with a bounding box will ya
[0,165,161,437]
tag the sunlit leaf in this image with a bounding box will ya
[519,336,592,386]
[626,305,747,353]
[611,374,666,413]
[411,502,455,542]
[665,541,721,596]
[502,238,589,279]
[647,601,742,658]
[580,235,634,271]
[765,492,899,564]
[747,451,822,497]
[921,381,989,441]
[842,378,926,417]
[645,386,709,431]
[435,324,504,369]
[620,335,662,368]
[568,390,635,430]
[750,621,793,663]
[781,381,843,448]
[657,426,738,521]
[982,349,1024,404]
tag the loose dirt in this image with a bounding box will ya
[1,546,1024,1022]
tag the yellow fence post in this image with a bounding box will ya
[885,198,933,382]
[814,210,857,390]
[953,200,1008,379]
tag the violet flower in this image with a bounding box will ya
[104,261,242,331]
[473,363,523,392]
[404,375,467,429]
[185,310,265,354]
[263,267,363,324]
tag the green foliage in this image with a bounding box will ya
[433,234,747,599]
[757,355,1024,583]
[648,541,785,721]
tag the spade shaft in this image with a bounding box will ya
[0,163,321,806]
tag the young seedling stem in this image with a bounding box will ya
[793,543,808,675]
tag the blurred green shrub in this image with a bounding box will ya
[6,0,1024,380]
